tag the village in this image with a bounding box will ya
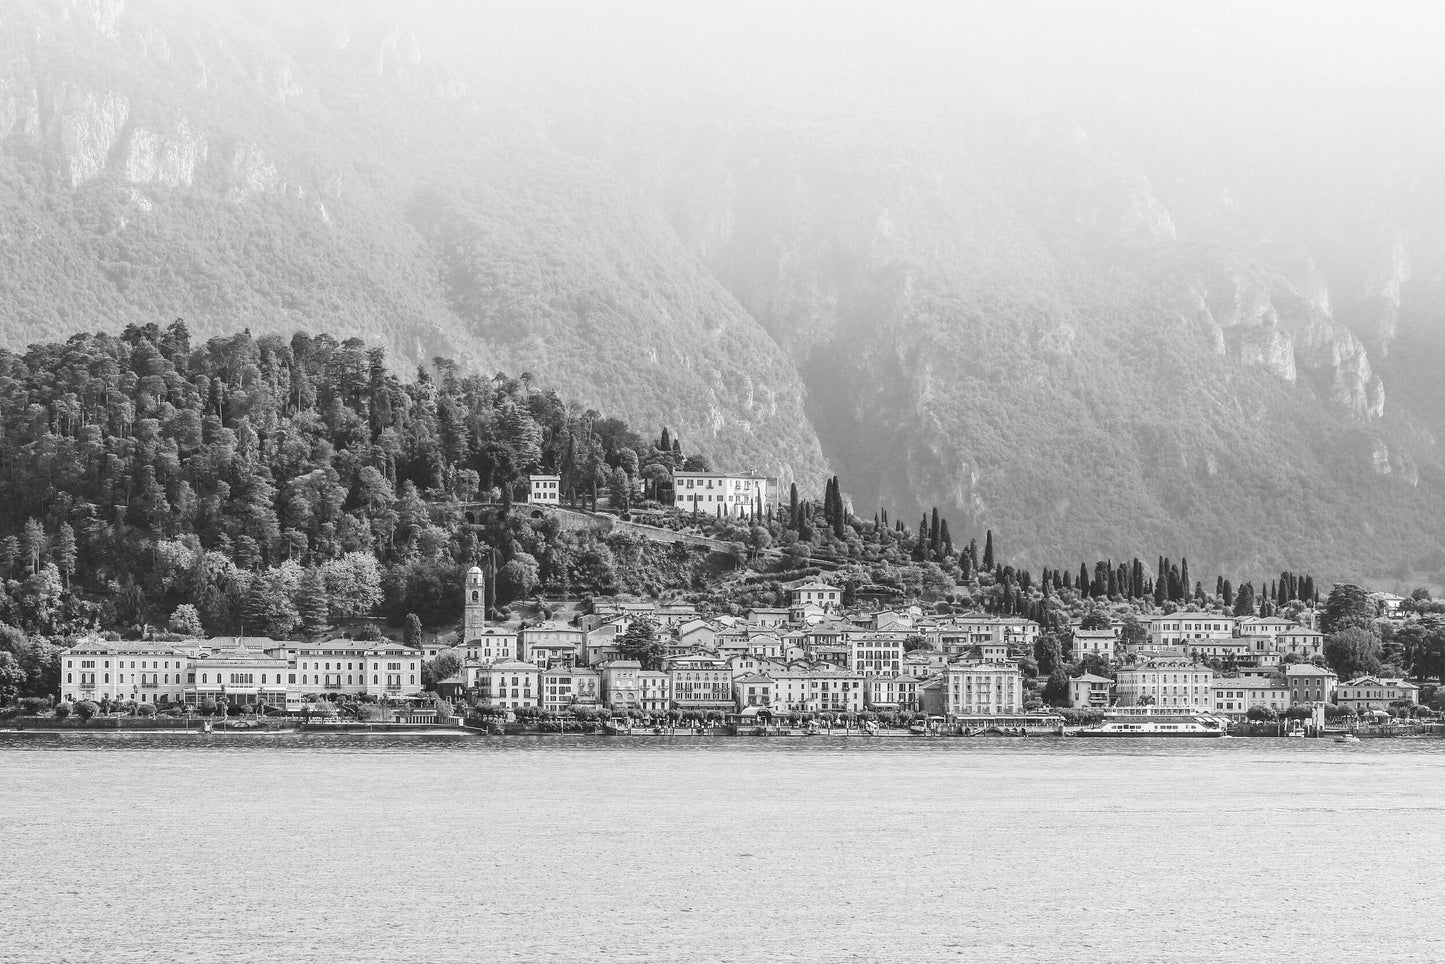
[37,471,1435,738]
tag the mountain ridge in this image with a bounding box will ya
[3,0,1445,583]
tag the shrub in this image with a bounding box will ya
[53,702,71,720]
[136,703,157,718]
[73,700,98,721]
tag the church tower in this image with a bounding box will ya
[464,566,486,643]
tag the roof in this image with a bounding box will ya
[1284,664,1335,676]
[1070,673,1113,684]
[1212,677,1287,690]
[734,673,775,684]
[790,581,840,593]
[485,659,541,671]
[1072,629,1118,638]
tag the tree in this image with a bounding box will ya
[54,523,77,588]
[169,604,205,638]
[1324,627,1383,681]
[321,552,384,620]
[1232,582,1256,617]
[1246,704,1277,723]
[1119,613,1148,651]
[403,612,423,648]
[422,651,462,690]
[1079,607,1111,631]
[617,617,664,670]
[982,530,995,569]
[608,467,631,513]
[1322,584,1375,635]
[243,569,300,638]
[295,568,330,636]
[1042,666,1069,706]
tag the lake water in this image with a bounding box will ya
[2,734,1441,963]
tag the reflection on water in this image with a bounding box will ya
[3,735,1442,963]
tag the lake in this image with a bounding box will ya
[1,734,1441,963]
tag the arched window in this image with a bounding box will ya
[104,673,110,683]
[261,674,267,685]
[410,674,416,685]
[201,673,208,684]
[66,672,72,683]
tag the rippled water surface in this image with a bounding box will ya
[2,733,1442,963]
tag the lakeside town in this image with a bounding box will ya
[9,472,1441,740]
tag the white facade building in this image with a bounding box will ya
[672,473,768,518]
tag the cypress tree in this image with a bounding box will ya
[983,530,995,569]
[1078,563,1089,594]
[789,482,799,530]
[929,508,941,556]
[940,519,953,558]
[1180,558,1190,602]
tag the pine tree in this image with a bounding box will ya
[296,568,329,636]
[54,523,77,589]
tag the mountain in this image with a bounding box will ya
[2,0,1445,582]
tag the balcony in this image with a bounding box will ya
[384,684,403,692]
[324,681,343,690]
[140,681,160,689]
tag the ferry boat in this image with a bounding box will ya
[1075,706,1229,739]
[601,717,632,736]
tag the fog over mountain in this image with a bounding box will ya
[2,0,1444,582]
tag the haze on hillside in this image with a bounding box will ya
[4,0,1445,582]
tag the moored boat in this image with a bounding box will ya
[1076,706,1229,738]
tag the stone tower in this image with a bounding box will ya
[464,565,486,643]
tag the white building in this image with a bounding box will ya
[465,627,519,664]
[540,666,602,712]
[188,646,291,710]
[942,660,1023,716]
[529,474,561,505]
[1335,676,1419,711]
[1211,678,1290,719]
[1069,673,1113,709]
[59,639,191,706]
[475,659,542,709]
[289,639,423,700]
[790,581,843,611]
[1147,615,1237,647]
[849,632,904,675]
[1071,629,1117,660]
[672,473,767,518]
[1116,659,1213,709]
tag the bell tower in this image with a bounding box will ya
[464,566,486,643]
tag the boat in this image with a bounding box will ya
[1285,724,1306,739]
[1075,706,1229,738]
[602,717,632,736]
[1334,733,1361,744]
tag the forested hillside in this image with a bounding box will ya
[0,323,695,641]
